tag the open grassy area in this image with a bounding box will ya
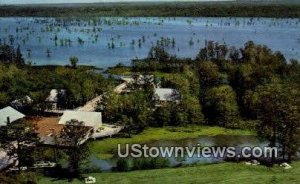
[40,161,300,184]
[89,126,254,159]
[106,66,133,76]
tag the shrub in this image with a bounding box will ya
[150,157,170,169]
[116,158,130,172]
[132,157,170,170]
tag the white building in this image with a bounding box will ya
[0,106,25,126]
[45,89,66,110]
[0,107,25,170]
[153,88,181,104]
[58,110,102,131]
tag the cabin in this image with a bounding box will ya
[0,106,25,126]
[34,110,122,146]
[45,89,66,110]
[33,117,64,145]
[0,107,26,170]
[153,88,181,106]
[120,75,160,93]
[35,110,102,145]
[132,75,161,88]
[58,110,102,132]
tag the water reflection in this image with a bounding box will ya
[91,135,268,171]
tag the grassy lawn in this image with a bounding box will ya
[106,67,180,77]
[89,126,254,159]
[39,161,300,184]
[106,66,133,75]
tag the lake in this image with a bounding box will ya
[0,17,300,68]
[90,135,268,171]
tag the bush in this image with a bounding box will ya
[132,158,149,170]
[116,158,130,172]
[132,157,170,170]
[150,157,170,169]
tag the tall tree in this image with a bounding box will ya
[59,119,90,176]
[69,56,79,69]
[204,85,240,128]
[0,119,39,171]
[15,45,24,66]
[249,82,300,162]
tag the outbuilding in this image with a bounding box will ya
[0,106,25,126]
[58,110,102,132]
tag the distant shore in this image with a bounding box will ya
[1,1,300,18]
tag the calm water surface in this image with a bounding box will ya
[91,135,267,171]
[0,17,300,67]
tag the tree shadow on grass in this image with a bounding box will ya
[43,165,85,183]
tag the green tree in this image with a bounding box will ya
[198,61,221,89]
[152,106,171,127]
[15,45,24,66]
[248,82,300,162]
[59,119,90,176]
[69,56,79,69]
[182,95,204,125]
[204,85,240,127]
[0,120,40,171]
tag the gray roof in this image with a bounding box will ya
[153,88,180,102]
[58,110,102,128]
[0,106,25,126]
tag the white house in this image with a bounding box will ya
[45,89,66,110]
[0,107,25,170]
[153,88,181,104]
[0,106,25,126]
[58,110,102,131]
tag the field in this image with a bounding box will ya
[40,161,300,184]
[89,126,254,159]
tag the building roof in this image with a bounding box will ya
[33,117,64,145]
[46,89,66,102]
[33,117,63,137]
[58,110,102,128]
[33,117,92,146]
[153,88,180,102]
[0,106,25,126]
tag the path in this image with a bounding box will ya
[78,77,132,112]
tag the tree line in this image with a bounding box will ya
[1,2,300,18]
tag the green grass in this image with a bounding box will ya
[39,161,300,184]
[89,126,254,159]
[106,66,133,75]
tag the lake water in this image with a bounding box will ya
[0,17,300,68]
[90,135,268,171]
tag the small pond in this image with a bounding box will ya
[90,135,269,171]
